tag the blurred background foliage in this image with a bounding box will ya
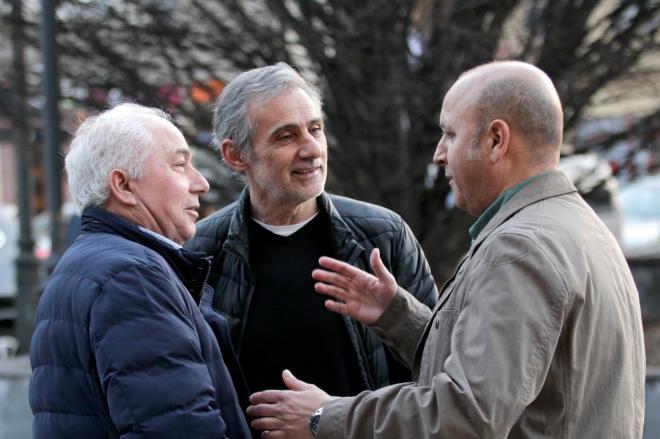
[1,0,659,281]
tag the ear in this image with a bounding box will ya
[221,139,249,171]
[487,119,510,163]
[107,169,138,206]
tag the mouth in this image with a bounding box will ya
[292,166,321,176]
[185,206,200,218]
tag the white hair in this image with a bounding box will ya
[65,103,171,213]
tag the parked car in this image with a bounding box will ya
[0,204,18,299]
[0,203,73,300]
[619,173,660,256]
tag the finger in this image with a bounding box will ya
[282,369,313,391]
[369,248,396,284]
[250,389,285,404]
[251,416,286,431]
[318,256,368,278]
[315,282,351,301]
[247,402,281,418]
[312,268,354,288]
[324,299,350,316]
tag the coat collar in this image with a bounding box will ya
[226,188,363,262]
[317,192,364,261]
[223,187,252,262]
[81,207,212,303]
[469,170,578,256]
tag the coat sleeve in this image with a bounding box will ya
[376,217,438,382]
[368,287,432,369]
[89,264,230,439]
[318,232,570,439]
[391,218,438,308]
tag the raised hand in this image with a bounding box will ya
[312,248,398,325]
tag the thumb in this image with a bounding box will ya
[369,248,394,283]
[282,369,313,391]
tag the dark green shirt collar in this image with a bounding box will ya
[468,174,540,242]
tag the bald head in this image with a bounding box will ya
[452,61,563,160]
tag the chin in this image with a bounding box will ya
[310,180,326,197]
[290,185,324,203]
[181,231,195,243]
[174,226,196,244]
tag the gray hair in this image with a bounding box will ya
[65,103,171,212]
[212,62,322,157]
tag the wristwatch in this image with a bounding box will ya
[309,406,324,436]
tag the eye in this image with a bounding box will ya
[276,132,294,142]
[310,125,324,136]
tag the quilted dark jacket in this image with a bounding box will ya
[185,190,438,389]
[29,207,251,439]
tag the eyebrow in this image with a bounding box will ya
[172,147,191,158]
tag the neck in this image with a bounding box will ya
[104,200,136,225]
[104,200,168,242]
[497,149,558,194]
[509,163,556,189]
[249,197,320,226]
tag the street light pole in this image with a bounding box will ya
[41,0,63,268]
[11,0,40,354]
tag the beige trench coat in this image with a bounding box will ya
[319,170,645,439]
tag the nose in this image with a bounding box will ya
[433,138,447,166]
[190,166,210,194]
[299,130,323,159]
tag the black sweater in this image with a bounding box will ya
[240,214,363,396]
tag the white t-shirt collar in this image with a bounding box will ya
[251,212,320,237]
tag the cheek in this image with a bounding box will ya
[466,146,483,161]
[261,153,287,173]
[258,164,280,182]
[446,146,460,169]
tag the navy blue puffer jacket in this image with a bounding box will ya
[29,207,251,439]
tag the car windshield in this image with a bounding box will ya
[620,178,660,219]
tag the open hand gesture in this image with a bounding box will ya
[312,248,397,325]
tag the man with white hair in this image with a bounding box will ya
[29,103,251,438]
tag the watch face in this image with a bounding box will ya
[310,413,321,435]
[309,406,323,436]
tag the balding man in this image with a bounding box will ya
[246,61,646,438]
